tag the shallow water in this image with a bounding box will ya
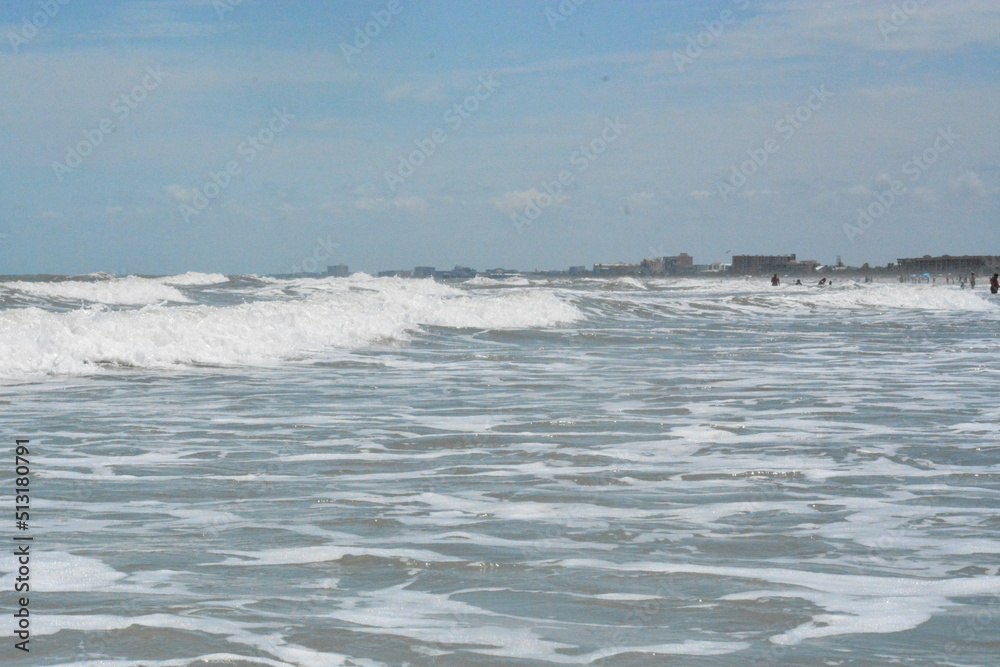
[2,274,999,665]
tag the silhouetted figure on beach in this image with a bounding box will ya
[991,273,999,295]
[970,273,976,290]
[771,274,780,286]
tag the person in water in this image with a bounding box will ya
[771,274,780,286]
[970,273,976,290]
[991,273,999,294]
[818,277,827,286]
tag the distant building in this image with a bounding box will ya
[413,266,436,278]
[896,255,1000,274]
[568,266,589,276]
[593,263,641,276]
[446,265,476,278]
[639,253,694,276]
[325,264,350,277]
[639,257,665,275]
[730,254,818,274]
[377,269,412,278]
[666,253,694,273]
[731,254,796,274]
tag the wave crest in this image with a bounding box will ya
[0,280,582,378]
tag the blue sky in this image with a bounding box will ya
[1,0,998,275]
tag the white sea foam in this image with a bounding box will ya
[603,276,648,290]
[463,275,531,287]
[156,271,229,286]
[800,283,998,312]
[217,544,461,566]
[0,551,125,591]
[4,273,999,664]
[1,276,191,305]
[66,654,289,666]
[586,280,1000,319]
[554,559,1000,645]
[328,583,749,661]
[33,613,360,666]
[0,277,582,378]
[0,550,190,598]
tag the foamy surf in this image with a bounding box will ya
[0,276,582,378]
[156,271,229,286]
[794,282,999,312]
[4,272,1000,665]
[1,276,192,305]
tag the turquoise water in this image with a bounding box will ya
[2,274,999,665]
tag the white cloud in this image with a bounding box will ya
[739,190,774,201]
[623,192,656,214]
[164,184,198,204]
[354,197,383,211]
[626,191,655,205]
[491,189,567,216]
[317,201,345,216]
[392,196,429,214]
[354,196,429,214]
[949,171,989,198]
[384,83,447,103]
[641,0,1000,77]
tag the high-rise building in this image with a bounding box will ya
[413,266,436,278]
[730,254,817,274]
[325,264,350,277]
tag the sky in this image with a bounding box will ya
[1,0,998,276]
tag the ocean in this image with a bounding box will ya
[1,272,999,666]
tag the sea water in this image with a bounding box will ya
[1,273,999,666]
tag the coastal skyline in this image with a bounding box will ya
[2,0,999,275]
